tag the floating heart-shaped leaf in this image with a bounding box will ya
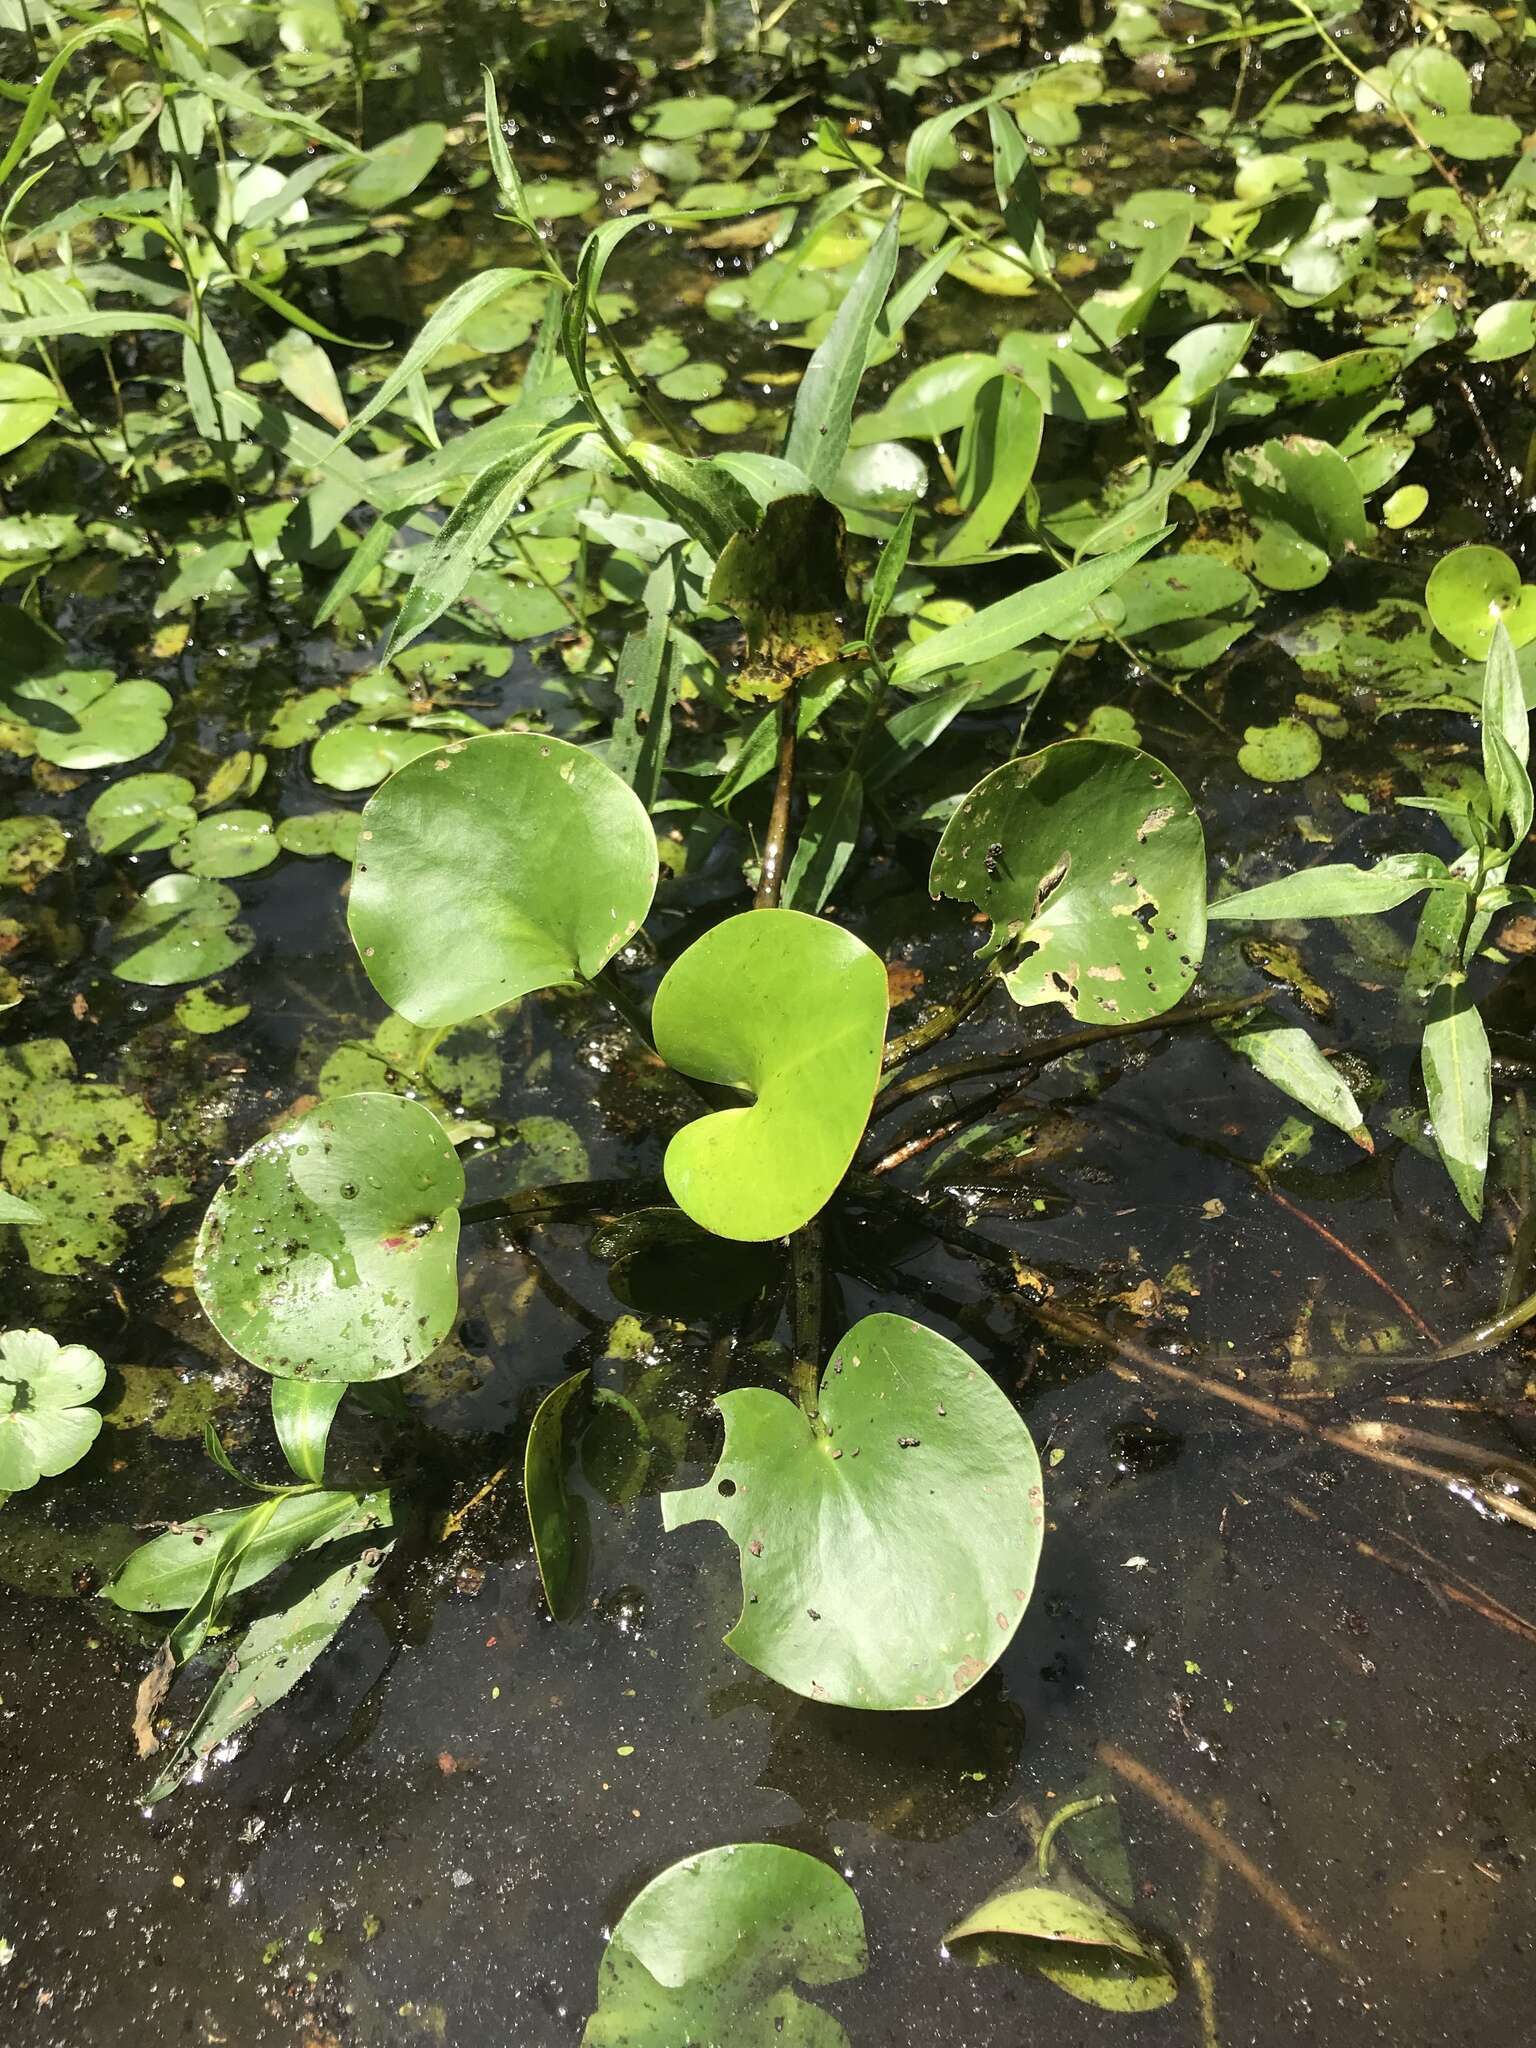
[582,1842,866,2048]
[349,731,659,1028]
[0,1328,105,1492]
[662,1313,1043,1707]
[931,740,1206,1024]
[1426,544,1536,659]
[0,669,172,768]
[109,874,253,986]
[652,909,887,1241]
[195,1092,463,1381]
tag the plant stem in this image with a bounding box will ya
[789,1216,824,1422]
[755,688,798,908]
[1034,1794,1108,1876]
[876,990,1274,1111]
[459,1176,665,1229]
[880,953,1011,1070]
[594,963,658,1051]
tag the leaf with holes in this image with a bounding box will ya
[662,1314,1043,1707]
[931,741,1206,1023]
[195,1093,463,1381]
[652,910,887,1242]
[349,732,659,1028]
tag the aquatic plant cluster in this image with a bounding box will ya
[3,0,1536,2036]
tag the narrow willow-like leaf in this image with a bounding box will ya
[482,66,536,228]
[888,533,1161,689]
[783,207,902,493]
[864,500,915,642]
[315,510,407,625]
[1211,854,1455,923]
[271,1380,345,1485]
[562,216,650,388]
[609,551,678,808]
[328,267,537,451]
[386,426,580,650]
[987,103,1044,253]
[784,769,863,915]
[0,23,142,190]
[1423,975,1490,1219]
[1481,622,1532,843]
[234,274,378,352]
[938,372,1042,560]
[1219,1015,1371,1149]
[1,308,193,343]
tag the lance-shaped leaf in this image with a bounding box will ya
[662,1313,1044,1707]
[108,1489,386,1613]
[1209,851,1454,923]
[931,740,1206,1024]
[652,911,887,1241]
[195,1093,463,1381]
[0,1328,105,1493]
[582,1842,866,2048]
[349,732,659,1028]
[1423,974,1490,1220]
[783,205,902,493]
[146,1521,393,1803]
[947,1801,1177,2013]
[525,1369,592,1623]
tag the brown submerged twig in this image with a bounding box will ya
[1096,1742,1353,1973]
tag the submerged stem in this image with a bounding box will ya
[1033,1794,1109,1877]
[788,1217,824,1423]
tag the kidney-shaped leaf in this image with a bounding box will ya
[0,1327,105,1492]
[662,1313,1044,1707]
[652,910,887,1241]
[348,732,659,1028]
[931,739,1206,1023]
[582,1842,866,2048]
[195,1093,463,1381]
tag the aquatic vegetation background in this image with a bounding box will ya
[3,0,1536,2042]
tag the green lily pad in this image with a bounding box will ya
[348,731,659,1029]
[947,1802,1177,2013]
[170,808,279,879]
[85,772,198,854]
[662,1313,1044,1707]
[310,714,481,793]
[931,740,1207,1024]
[275,809,361,860]
[1238,718,1322,782]
[652,909,887,1242]
[0,1328,106,1492]
[582,1842,866,2048]
[0,814,68,890]
[174,984,251,1034]
[109,874,254,985]
[1425,544,1536,660]
[0,670,172,768]
[194,1092,464,1381]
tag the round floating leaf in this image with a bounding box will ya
[310,711,482,792]
[86,772,197,854]
[0,814,68,890]
[0,670,172,768]
[582,1842,866,2048]
[1426,544,1536,659]
[194,1092,464,1382]
[661,1313,1044,1708]
[652,910,887,1242]
[348,731,659,1028]
[109,874,253,985]
[0,1327,105,1492]
[931,740,1206,1024]
[170,808,279,878]
[1237,718,1322,783]
[275,809,360,860]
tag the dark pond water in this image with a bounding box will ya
[3,2,1536,2043]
